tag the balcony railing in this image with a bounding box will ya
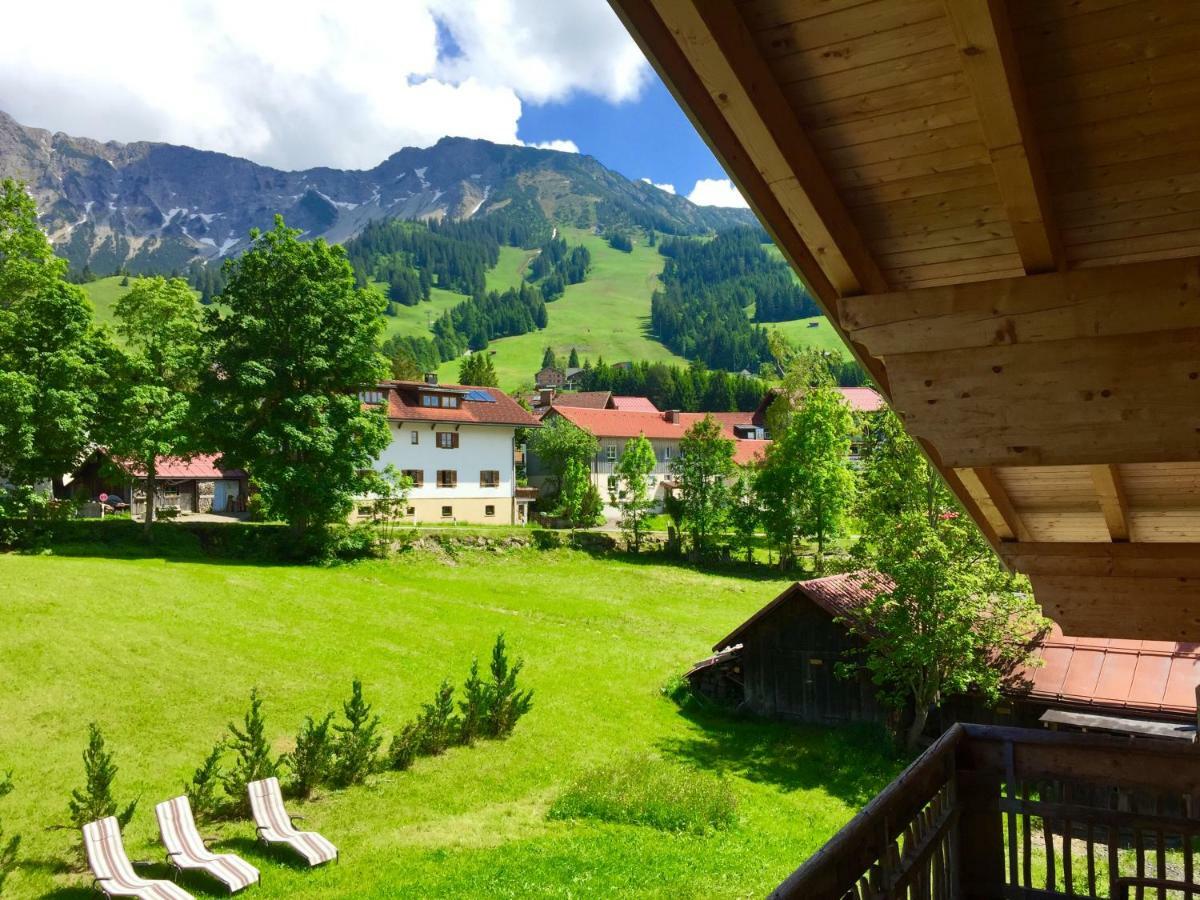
[771,723,1200,900]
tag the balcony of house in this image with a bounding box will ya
[773,723,1200,900]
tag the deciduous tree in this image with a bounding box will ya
[198,218,390,539]
[843,411,1046,748]
[528,415,598,495]
[0,180,107,486]
[669,415,735,557]
[615,434,656,552]
[102,276,202,537]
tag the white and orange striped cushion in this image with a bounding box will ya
[83,816,193,900]
[155,796,259,892]
[248,778,337,867]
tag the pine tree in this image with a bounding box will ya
[484,634,534,738]
[289,713,335,798]
[457,659,489,746]
[184,741,226,821]
[387,722,422,771]
[567,347,580,368]
[68,724,138,829]
[332,680,382,786]
[222,689,281,810]
[541,346,559,370]
[416,680,458,756]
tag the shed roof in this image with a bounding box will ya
[552,391,613,410]
[122,453,245,480]
[716,574,1200,720]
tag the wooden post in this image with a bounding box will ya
[955,742,1006,899]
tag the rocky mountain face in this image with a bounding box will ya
[0,110,755,275]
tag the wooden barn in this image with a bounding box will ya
[689,573,1200,740]
[62,451,248,518]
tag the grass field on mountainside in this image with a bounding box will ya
[0,541,904,898]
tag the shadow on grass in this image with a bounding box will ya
[33,857,231,899]
[657,703,907,809]
[568,540,825,585]
[221,836,314,871]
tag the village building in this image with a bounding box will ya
[61,450,248,519]
[527,387,660,418]
[363,375,539,525]
[688,574,1200,742]
[528,405,770,513]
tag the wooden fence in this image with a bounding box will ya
[771,723,1200,899]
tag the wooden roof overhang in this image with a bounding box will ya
[610,0,1200,640]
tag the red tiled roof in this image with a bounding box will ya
[384,381,539,427]
[733,440,770,466]
[838,387,886,412]
[611,396,659,412]
[549,407,770,464]
[552,391,613,410]
[123,453,245,480]
[716,573,1200,720]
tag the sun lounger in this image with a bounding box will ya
[247,777,337,867]
[83,816,193,900]
[155,796,259,893]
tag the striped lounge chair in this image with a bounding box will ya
[247,778,337,867]
[83,816,193,900]
[155,796,259,893]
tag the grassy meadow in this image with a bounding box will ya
[81,230,842,392]
[436,227,692,390]
[0,540,904,898]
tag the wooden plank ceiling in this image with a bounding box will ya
[610,0,1200,640]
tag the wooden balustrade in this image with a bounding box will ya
[771,724,1200,900]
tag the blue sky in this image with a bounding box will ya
[517,77,731,202]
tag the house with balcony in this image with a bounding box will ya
[528,405,770,513]
[612,0,1200,894]
[361,376,539,525]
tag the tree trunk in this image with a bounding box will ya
[143,461,156,540]
[906,702,931,750]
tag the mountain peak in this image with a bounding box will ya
[0,110,756,276]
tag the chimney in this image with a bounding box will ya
[666,409,680,424]
[539,388,555,407]
[424,372,438,386]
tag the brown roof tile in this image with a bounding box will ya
[383,381,538,427]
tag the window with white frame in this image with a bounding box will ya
[606,445,617,462]
[411,430,419,445]
[437,432,459,449]
[480,470,500,488]
[359,390,384,405]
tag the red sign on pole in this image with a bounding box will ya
[99,493,108,502]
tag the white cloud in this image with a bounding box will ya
[687,178,749,208]
[641,177,676,194]
[529,139,580,153]
[0,0,648,171]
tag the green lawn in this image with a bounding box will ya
[767,316,849,359]
[80,276,134,329]
[439,228,692,390]
[0,542,902,898]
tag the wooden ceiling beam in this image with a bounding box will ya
[1090,464,1132,542]
[648,0,888,297]
[956,466,1031,542]
[839,257,1200,468]
[942,0,1064,274]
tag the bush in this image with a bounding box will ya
[184,741,226,821]
[245,493,269,522]
[484,633,533,738]
[68,723,138,830]
[415,680,458,756]
[288,713,335,799]
[0,772,18,895]
[549,756,737,834]
[332,680,383,786]
[222,689,282,812]
[387,722,422,772]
